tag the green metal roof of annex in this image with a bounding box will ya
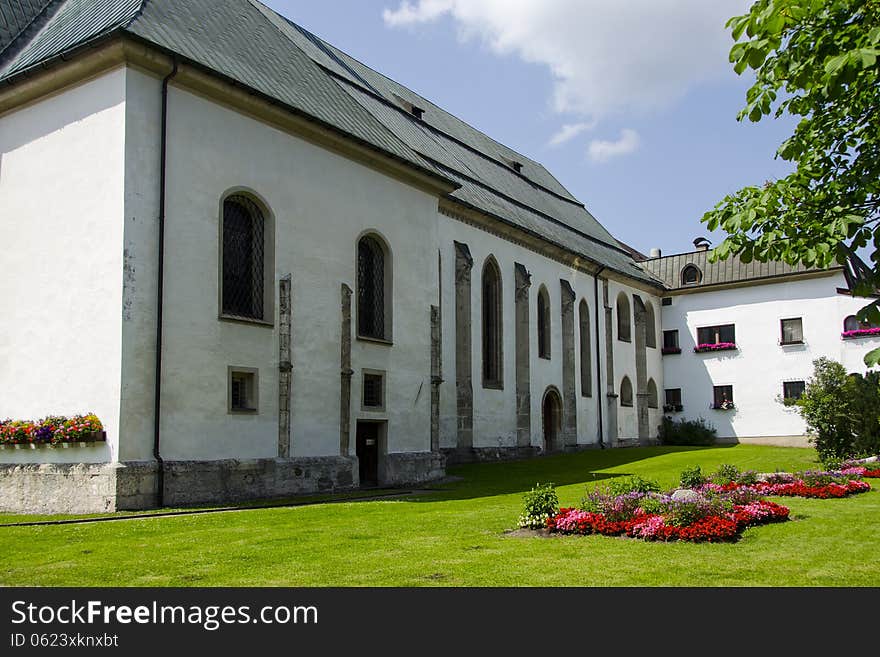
[642,248,839,291]
[0,0,662,287]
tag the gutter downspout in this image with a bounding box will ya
[594,266,606,449]
[153,58,178,507]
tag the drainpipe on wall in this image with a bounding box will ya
[594,266,606,448]
[153,58,179,508]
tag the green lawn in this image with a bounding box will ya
[1,445,877,586]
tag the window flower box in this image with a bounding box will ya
[661,347,681,355]
[662,404,684,413]
[0,414,105,446]
[693,342,737,353]
[711,401,736,411]
[841,327,880,339]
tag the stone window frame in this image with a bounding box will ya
[616,292,631,343]
[361,368,387,412]
[481,255,504,389]
[356,231,394,345]
[578,299,592,397]
[228,366,259,414]
[647,378,659,409]
[218,189,275,328]
[537,285,551,360]
[620,375,634,407]
[644,300,657,348]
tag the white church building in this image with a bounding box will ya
[1,0,876,513]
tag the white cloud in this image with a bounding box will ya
[548,121,595,147]
[588,129,640,163]
[382,1,749,120]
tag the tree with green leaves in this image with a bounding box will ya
[703,0,880,366]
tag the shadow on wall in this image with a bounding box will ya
[415,445,728,501]
[0,76,123,156]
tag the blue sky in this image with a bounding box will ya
[263,0,797,257]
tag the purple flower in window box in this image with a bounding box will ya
[841,327,880,339]
[694,342,737,353]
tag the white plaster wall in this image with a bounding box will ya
[0,69,127,464]
[607,279,664,440]
[436,217,637,449]
[141,79,439,460]
[661,272,878,439]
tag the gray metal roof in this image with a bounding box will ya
[642,249,836,290]
[0,0,661,286]
[0,0,54,56]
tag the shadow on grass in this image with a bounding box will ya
[417,445,732,502]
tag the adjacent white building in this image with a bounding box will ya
[643,244,879,445]
[0,0,874,514]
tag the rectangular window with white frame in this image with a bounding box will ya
[780,317,804,345]
[782,380,806,403]
[712,385,734,410]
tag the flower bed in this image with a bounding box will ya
[841,327,880,339]
[0,414,104,445]
[547,499,789,543]
[751,479,870,498]
[693,342,737,353]
[691,465,872,499]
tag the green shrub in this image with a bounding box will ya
[679,465,705,489]
[637,494,668,516]
[607,475,661,496]
[795,357,857,462]
[737,469,758,485]
[518,483,558,529]
[847,371,880,458]
[710,464,741,486]
[659,416,717,446]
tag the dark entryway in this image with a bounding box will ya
[356,421,380,487]
[542,388,562,453]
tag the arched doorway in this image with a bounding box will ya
[542,387,562,453]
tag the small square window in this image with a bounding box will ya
[780,318,803,345]
[664,388,683,412]
[713,385,734,409]
[362,371,385,410]
[228,367,258,413]
[783,380,805,402]
[661,297,673,306]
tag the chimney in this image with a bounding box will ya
[693,237,711,252]
[649,247,662,258]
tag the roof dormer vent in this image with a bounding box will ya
[502,157,523,173]
[392,93,425,120]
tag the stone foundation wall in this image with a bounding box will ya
[382,451,446,486]
[715,435,811,448]
[161,456,358,507]
[0,456,362,513]
[442,446,541,465]
[0,462,124,514]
